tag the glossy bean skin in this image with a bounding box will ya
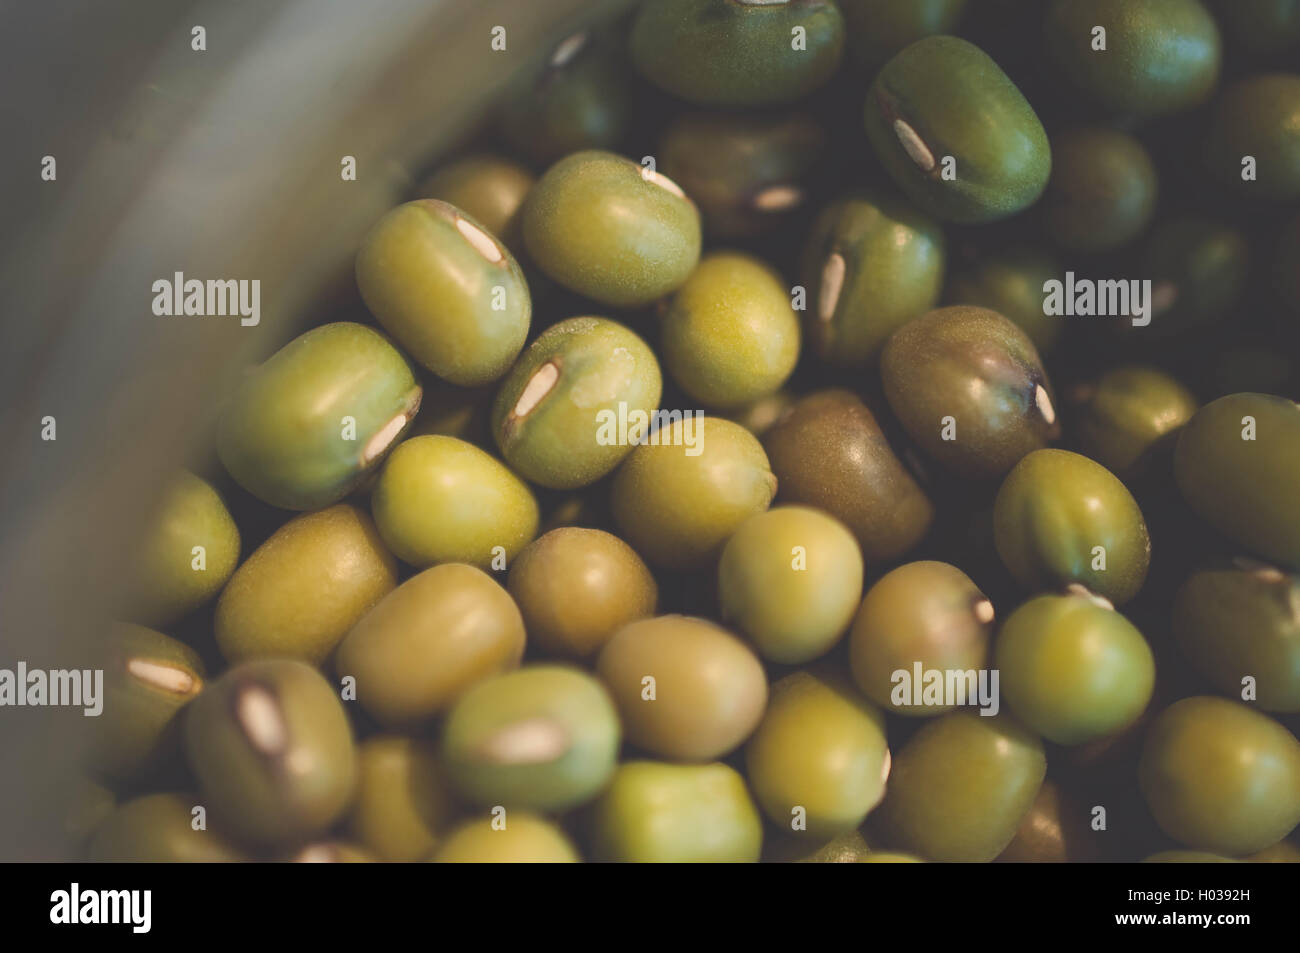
[882,306,1059,480]
[597,615,767,762]
[346,735,457,863]
[492,316,663,490]
[719,506,864,665]
[215,504,397,666]
[1072,366,1198,481]
[1139,697,1300,856]
[126,471,239,627]
[763,390,934,563]
[1173,564,1300,712]
[521,151,701,307]
[431,812,580,863]
[873,711,1046,863]
[441,666,621,812]
[507,528,658,660]
[801,192,946,367]
[334,564,526,727]
[216,322,421,511]
[660,251,800,409]
[183,659,358,849]
[1044,0,1222,118]
[744,671,890,840]
[370,435,539,570]
[864,36,1050,224]
[849,561,994,717]
[1174,393,1300,570]
[356,200,531,386]
[630,0,845,107]
[994,450,1150,605]
[611,417,777,570]
[995,592,1155,746]
[590,761,764,863]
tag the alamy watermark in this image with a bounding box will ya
[891,663,1000,716]
[1042,272,1152,327]
[0,663,102,716]
[595,403,704,456]
[152,271,260,326]
[50,884,151,933]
